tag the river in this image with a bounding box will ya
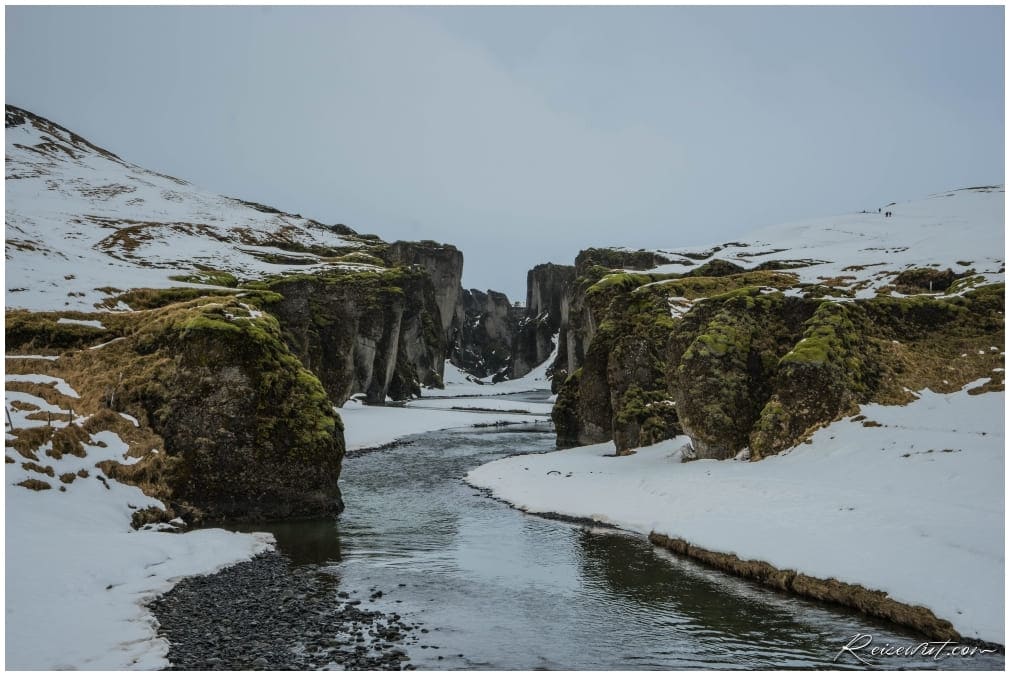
[180,392,1002,670]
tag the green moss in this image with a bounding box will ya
[643,271,799,301]
[5,310,118,351]
[330,251,386,267]
[956,278,999,297]
[168,269,239,287]
[780,302,860,370]
[892,267,962,294]
[108,287,240,311]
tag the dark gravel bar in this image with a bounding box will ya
[149,552,424,670]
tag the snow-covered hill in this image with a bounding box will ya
[631,186,1004,298]
[5,105,383,312]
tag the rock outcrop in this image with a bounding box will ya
[259,267,445,403]
[550,246,1005,457]
[551,248,672,395]
[451,288,521,380]
[6,295,345,522]
[511,263,575,378]
[445,262,574,382]
[380,240,464,344]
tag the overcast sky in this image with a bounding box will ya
[6,6,1004,299]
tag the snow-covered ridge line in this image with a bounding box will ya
[603,187,1004,300]
[5,105,382,313]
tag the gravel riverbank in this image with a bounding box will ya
[149,552,432,670]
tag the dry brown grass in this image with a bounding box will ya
[9,401,40,412]
[817,274,858,287]
[871,332,1005,405]
[98,453,178,504]
[4,383,79,416]
[21,461,54,477]
[25,411,72,423]
[17,479,51,491]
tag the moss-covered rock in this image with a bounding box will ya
[749,302,869,458]
[892,267,962,294]
[256,266,444,403]
[668,290,809,458]
[9,297,345,521]
[574,247,673,275]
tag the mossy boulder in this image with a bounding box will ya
[668,290,809,458]
[749,302,869,458]
[892,267,962,294]
[9,297,345,521]
[574,247,673,275]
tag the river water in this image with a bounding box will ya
[226,392,1003,670]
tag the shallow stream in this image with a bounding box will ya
[191,392,1003,670]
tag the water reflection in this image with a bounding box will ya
[215,400,1003,670]
[227,518,343,566]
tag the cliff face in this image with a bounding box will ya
[550,246,1005,458]
[511,264,575,379]
[259,267,446,403]
[381,240,464,345]
[445,263,574,382]
[551,249,671,394]
[451,289,521,379]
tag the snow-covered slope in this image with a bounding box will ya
[633,186,1004,298]
[5,105,381,312]
[4,359,273,668]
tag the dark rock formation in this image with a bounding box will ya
[380,240,464,344]
[451,289,521,380]
[511,264,575,379]
[552,248,671,393]
[446,263,574,383]
[6,297,346,521]
[141,307,345,520]
[551,256,1005,458]
[261,268,445,403]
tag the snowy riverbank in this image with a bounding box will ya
[466,380,1005,644]
[339,357,555,451]
[5,373,273,669]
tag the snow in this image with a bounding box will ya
[57,317,106,329]
[405,396,553,416]
[5,108,369,312]
[637,187,1004,299]
[339,399,549,451]
[6,372,81,398]
[434,334,559,397]
[4,385,273,669]
[338,338,559,450]
[466,381,1004,644]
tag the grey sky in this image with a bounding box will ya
[6,6,1004,300]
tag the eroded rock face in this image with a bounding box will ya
[5,297,345,522]
[452,289,521,379]
[264,274,405,404]
[511,264,575,379]
[381,240,464,343]
[551,249,668,393]
[147,311,344,520]
[263,267,445,403]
